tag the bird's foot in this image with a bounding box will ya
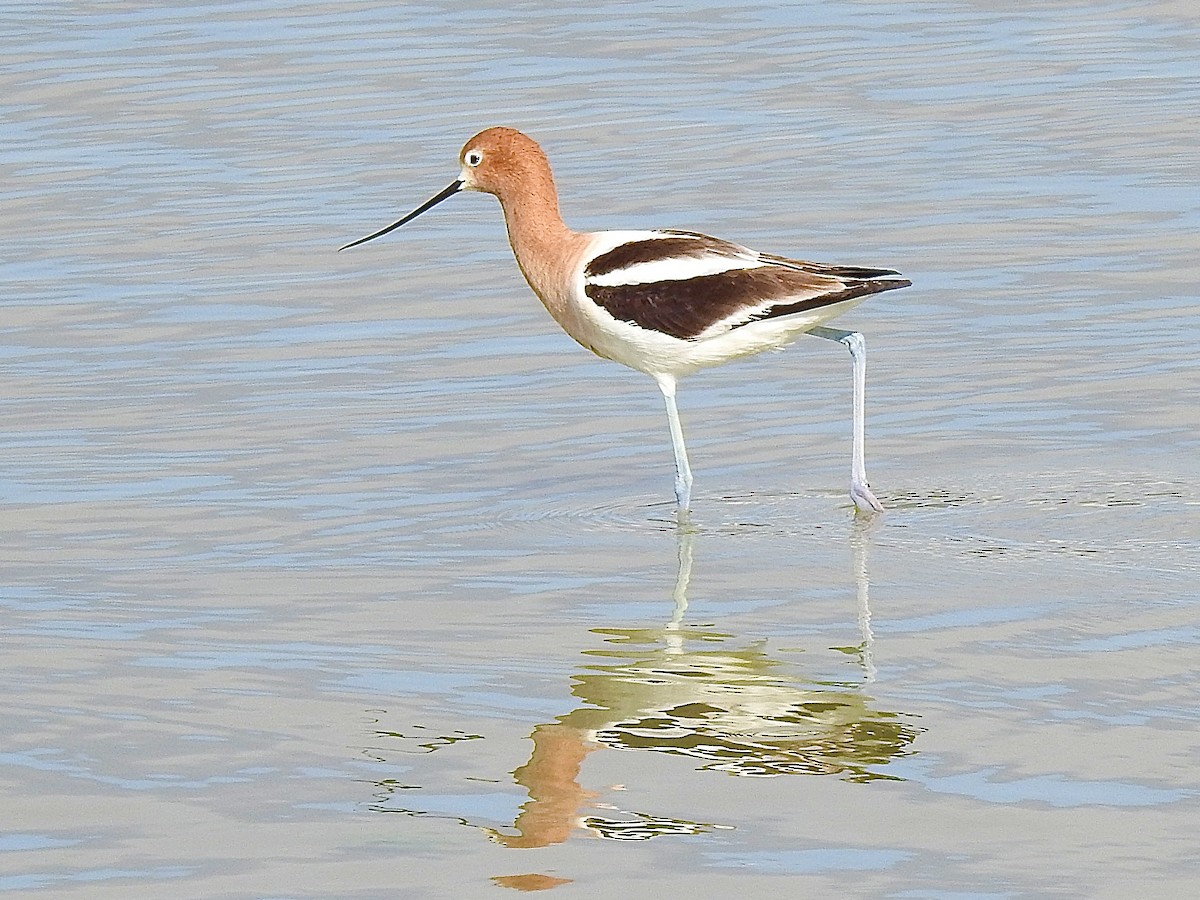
[851,480,884,514]
[673,476,692,513]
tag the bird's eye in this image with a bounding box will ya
[465,150,483,167]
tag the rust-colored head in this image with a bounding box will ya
[457,127,554,202]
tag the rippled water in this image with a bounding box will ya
[3,1,1198,896]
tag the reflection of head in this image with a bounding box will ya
[562,628,920,781]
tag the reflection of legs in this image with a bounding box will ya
[808,326,883,513]
[850,516,877,683]
[667,523,696,636]
[654,373,693,512]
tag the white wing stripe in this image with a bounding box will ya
[586,254,765,287]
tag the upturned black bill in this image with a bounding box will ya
[339,179,463,251]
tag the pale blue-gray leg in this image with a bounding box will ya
[808,326,883,513]
[653,373,693,512]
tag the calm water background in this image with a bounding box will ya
[2,1,1198,897]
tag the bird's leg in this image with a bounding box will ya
[653,374,693,512]
[808,326,883,513]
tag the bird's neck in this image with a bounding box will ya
[498,180,586,311]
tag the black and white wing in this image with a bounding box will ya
[583,229,909,341]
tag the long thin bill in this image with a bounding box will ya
[339,179,463,251]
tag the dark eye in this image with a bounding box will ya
[465,150,483,167]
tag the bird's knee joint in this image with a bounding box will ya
[840,331,866,355]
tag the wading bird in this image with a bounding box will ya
[341,127,909,514]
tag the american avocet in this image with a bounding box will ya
[342,127,910,514]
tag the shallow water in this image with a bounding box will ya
[2,1,1198,897]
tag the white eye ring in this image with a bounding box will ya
[465,150,483,167]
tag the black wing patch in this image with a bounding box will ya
[583,234,910,341]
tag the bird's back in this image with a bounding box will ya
[567,229,908,376]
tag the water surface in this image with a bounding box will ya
[2,1,1198,897]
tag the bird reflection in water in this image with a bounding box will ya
[488,520,920,849]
